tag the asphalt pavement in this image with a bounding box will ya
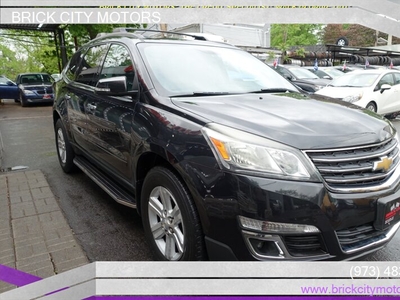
[0,99,152,294]
[0,100,90,293]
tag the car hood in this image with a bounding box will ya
[171,92,393,150]
[315,86,365,99]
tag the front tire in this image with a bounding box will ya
[141,167,205,261]
[55,119,77,173]
[20,93,27,107]
[366,102,377,113]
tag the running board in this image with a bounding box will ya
[73,157,136,208]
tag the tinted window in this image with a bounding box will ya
[75,44,109,86]
[65,50,82,80]
[100,44,135,91]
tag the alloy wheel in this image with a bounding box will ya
[57,128,67,164]
[147,186,185,260]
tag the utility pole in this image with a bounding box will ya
[388,34,393,46]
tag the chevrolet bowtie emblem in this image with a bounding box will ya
[373,156,393,172]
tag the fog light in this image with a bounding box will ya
[239,215,320,234]
[249,239,284,257]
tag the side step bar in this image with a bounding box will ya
[73,157,136,208]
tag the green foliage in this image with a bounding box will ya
[270,24,323,50]
[0,23,143,79]
[0,30,61,78]
[0,43,25,79]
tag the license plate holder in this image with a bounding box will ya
[374,196,400,230]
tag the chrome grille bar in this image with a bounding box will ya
[305,137,400,192]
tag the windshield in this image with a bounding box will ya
[330,72,379,87]
[20,74,52,85]
[318,68,344,78]
[137,43,297,97]
[289,68,320,79]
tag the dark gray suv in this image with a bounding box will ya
[53,28,400,261]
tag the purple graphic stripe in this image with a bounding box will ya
[0,264,42,286]
[83,297,391,300]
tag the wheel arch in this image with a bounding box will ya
[135,151,189,217]
[366,100,378,112]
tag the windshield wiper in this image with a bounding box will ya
[333,85,358,87]
[250,88,298,94]
[171,92,234,97]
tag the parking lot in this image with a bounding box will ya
[0,99,400,263]
[0,100,152,264]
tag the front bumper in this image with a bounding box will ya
[186,164,400,261]
[23,94,54,103]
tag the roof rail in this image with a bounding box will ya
[112,27,207,41]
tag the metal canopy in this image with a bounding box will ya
[0,24,60,31]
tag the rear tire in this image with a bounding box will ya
[141,167,205,261]
[55,119,77,173]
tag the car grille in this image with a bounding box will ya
[283,234,327,257]
[305,137,399,191]
[336,223,387,252]
[36,88,53,95]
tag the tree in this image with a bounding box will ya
[322,24,400,46]
[0,24,144,78]
[0,43,26,79]
[270,24,323,49]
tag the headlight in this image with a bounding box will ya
[342,92,363,103]
[22,90,35,95]
[202,123,319,181]
[314,85,325,91]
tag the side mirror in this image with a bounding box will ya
[283,74,293,81]
[96,76,127,93]
[95,76,137,96]
[380,84,392,93]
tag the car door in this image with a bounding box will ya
[84,43,138,181]
[375,73,398,114]
[0,77,19,100]
[66,44,110,154]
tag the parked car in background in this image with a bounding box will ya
[53,28,400,261]
[305,66,345,80]
[315,69,400,115]
[15,73,54,107]
[272,64,330,93]
[0,75,19,100]
[335,64,388,73]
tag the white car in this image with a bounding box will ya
[315,69,400,115]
